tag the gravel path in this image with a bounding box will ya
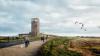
[0,40,46,56]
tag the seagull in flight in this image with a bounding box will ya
[79,23,84,29]
[84,28,87,31]
[75,21,78,24]
[74,21,87,31]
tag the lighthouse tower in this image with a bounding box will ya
[31,18,40,37]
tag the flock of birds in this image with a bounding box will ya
[75,21,87,31]
[74,21,100,31]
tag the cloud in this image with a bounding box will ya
[69,5,90,10]
[0,0,100,36]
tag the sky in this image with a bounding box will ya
[0,0,100,36]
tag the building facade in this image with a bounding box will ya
[31,18,40,37]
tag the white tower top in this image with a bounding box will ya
[32,18,39,22]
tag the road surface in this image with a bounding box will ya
[0,40,46,56]
[0,41,23,48]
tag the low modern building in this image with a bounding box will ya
[19,33,30,38]
[19,17,40,37]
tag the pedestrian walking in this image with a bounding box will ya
[46,35,48,40]
[41,36,44,42]
[24,36,30,48]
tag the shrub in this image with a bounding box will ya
[40,38,82,56]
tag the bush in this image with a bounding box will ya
[40,38,82,56]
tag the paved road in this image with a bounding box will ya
[0,41,24,48]
[0,40,46,56]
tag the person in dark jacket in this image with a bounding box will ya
[41,36,45,42]
[24,36,30,48]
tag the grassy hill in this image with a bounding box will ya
[39,37,82,56]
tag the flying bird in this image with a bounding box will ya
[80,24,84,29]
[79,23,82,24]
[74,21,87,31]
[81,27,83,29]
[84,28,87,31]
[78,22,84,29]
[75,21,78,24]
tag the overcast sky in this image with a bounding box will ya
[0,0,100,36]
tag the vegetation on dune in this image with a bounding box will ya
[70,38,100,56]
[0,36,41,43]
[89,48,100,56]
[40,37,82,56]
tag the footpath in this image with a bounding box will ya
[0,40,46,56]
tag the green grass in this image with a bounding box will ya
[40,37,82,56]
[0,36,41,43]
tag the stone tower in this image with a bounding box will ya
[31,18,40,37]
